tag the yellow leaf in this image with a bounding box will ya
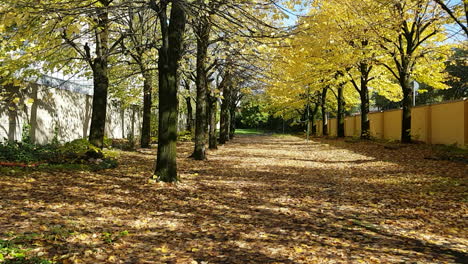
[294,246,303,253]
[154,245,169,254]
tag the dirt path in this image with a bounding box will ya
[0,134,467,263]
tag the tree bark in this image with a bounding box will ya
[140,70,153,148]
[350,62,372,139]
[311,104,318,136]
[88,8,109,149]
[321,87,328,136]
[89,58,109,148]
[184,81,194,132]
[401,76,412,143]
[359,79,370,139]
[208,94,218,149]
[191,15,211,160]
[219,77,231,144]
[229,104,236,139]
[153,1,186,182]
[337,84,345,138]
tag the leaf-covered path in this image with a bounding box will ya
[1,134,467,263]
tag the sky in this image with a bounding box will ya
[281,1,466,43]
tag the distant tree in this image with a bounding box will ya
[442,47,468,99]
[238,99,269,129]
[375,0,450,143]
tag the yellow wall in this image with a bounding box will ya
[465,100,468,146]
[411,106,430,143]
[344,116,356,137]
[383,109,402,141]
[314,99,466,147]
[369,112,384,139]
[316,120,323,136]
[355,115,362,137]
[329,118,337,136]
[431,100,465,146]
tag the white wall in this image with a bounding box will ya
[0,83,142,144]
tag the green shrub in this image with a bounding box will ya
[55,139,103,163]
[178,131,193,142]
[103,136,113,148]
[0,139,118,170]
[0,238,52,264]
[0,141,53,164]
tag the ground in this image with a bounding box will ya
[0,133,467,263]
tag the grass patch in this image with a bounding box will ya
[0,236,53,264]
[235,129,266,135]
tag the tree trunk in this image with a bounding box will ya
[360,85,370,139]
[321,88,328,136]
[140,70,153,148]
[208,95,217,149]
[401,77,412,143]
[229,105,236,139]
[184,82,194,132]
[219,81,230,144]
[191,17,211,160]
[311,104,318,136]
[6,84,18,141]
[337,85,345,138]
[89,58,109,148]
[154,1,186,182]
[88,8,109,149]
[29,84,39,143]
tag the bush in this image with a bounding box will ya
[0,141,56,164]
[178,131,193,142]
[103,136,113,148]
[55,139,103,163]
[0,139,118,170]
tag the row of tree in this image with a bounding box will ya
[1,0,466,181]
[263,0,466,142]
[0,0,293,182]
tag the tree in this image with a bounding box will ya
[219,69,232,144]
[191,1,213,160]
[375,0,450,142]
[443,46,468,99]
[118,6,159,148]
[2,0,134,148]
[150,0,187,182]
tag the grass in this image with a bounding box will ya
[235,128,266,135]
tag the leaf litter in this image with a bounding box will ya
[0,134,466,263]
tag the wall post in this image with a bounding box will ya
[464,99,468,147]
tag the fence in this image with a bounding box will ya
[0,81,143,144]
[315,98,468,147]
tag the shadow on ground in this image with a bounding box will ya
[0,134,466,263]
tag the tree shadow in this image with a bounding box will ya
[0,136,466,263]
